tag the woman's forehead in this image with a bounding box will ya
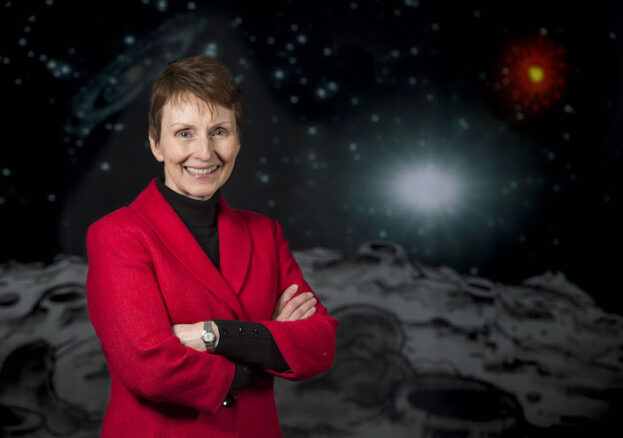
[163,94,234,122]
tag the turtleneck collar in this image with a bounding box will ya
[155,177,220,228]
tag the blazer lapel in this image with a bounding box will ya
[217,196,252,297]
[130,179,247,318]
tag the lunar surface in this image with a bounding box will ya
[1,242,621,437]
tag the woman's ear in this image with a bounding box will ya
[149,134,164,162]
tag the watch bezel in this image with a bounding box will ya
[202,331,216,343]
[201,320,217,349]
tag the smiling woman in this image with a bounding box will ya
[149,94,240,201]
[147,56,243,202]
[86,56,337,438]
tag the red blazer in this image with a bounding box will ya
[86,179,337,437]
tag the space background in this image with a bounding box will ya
[1,0,622,437]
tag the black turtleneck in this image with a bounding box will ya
[155,178,290,392]
[156,178,221,271]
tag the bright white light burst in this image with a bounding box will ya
[397,165,460,211]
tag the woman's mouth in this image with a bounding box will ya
[184,165,221,176]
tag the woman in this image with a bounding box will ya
[86,56,337,437]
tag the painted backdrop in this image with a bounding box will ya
[1,1,622,436]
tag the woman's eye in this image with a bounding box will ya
[176,130,192,138]
[212,129,228,137]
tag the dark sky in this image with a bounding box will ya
[1,0,622,312]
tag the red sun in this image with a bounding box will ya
[496,33,568,117]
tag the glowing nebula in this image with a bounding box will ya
[396,165,460,211]
[496,34,568,116]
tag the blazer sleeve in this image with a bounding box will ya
[86,215,235,413]
[213,320,289,372]
[259,219,338,381]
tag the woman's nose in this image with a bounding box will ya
[193,136,213,160]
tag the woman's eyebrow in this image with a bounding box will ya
[171,120,233,127]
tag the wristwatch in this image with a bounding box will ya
[201,320,217,351]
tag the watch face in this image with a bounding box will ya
[203,332,216,344]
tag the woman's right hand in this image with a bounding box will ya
[272,284,317,321]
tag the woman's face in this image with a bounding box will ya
[149,93,240,200]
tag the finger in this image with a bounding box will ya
[274,292,307,322]
[280,293,316,321]
[278,292,313,320]
[273,286,305,320]
[272,291,290,319]
[273,284,299,316]
[273,291,290,319]
[288,297,317,321]
[300,306,317,320]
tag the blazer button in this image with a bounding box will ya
[222,392,237,408]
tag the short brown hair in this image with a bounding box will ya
[148,56,243,143]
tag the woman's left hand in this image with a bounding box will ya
[173,321,220,352]
[272,284,317,321]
